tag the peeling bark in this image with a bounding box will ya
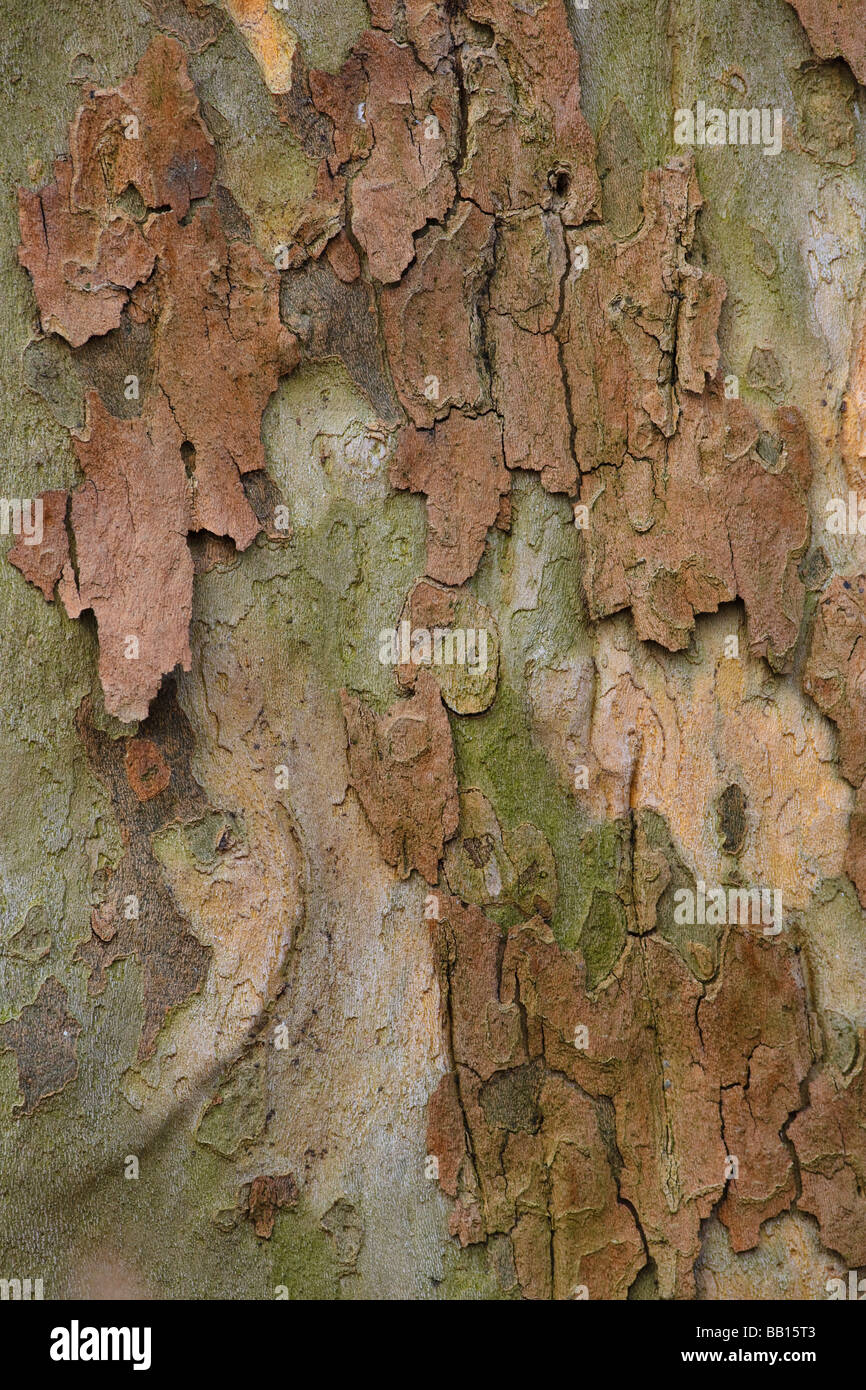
[4,0,866,1307]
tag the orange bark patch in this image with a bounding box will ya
[125,738,172,802]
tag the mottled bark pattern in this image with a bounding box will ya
[2,0,866,1304]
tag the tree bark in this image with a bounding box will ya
[1,0,865,1301]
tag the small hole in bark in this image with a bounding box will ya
[181,440,196,477]
[550,169,571,197]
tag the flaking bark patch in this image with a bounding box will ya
[341,670,458,884]
[74,689,212,1062]
[391,412,510,586]
[804,575,866,908]
[804,575,866,787]
[457,0,600,223]
[13,35,299,722]
[18,159,155,349]
[786,0,866,84]
[380,201,495,429]
[245,1173,300,1238]
[6,489,74,603]
[70,35,216,220]
[137,206,298,547]
[310,29,460,283]
[0,978,81,1117]
[426,891,827,1299]
[275,5,814,679]
[789,1064,866,1267]
[563,162,811,667]
[64,393,194,724]
[396,580,500,714]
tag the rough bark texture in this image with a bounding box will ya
[2,0,866,1302]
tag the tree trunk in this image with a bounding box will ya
[2,0,865,1301]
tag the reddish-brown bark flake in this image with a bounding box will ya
[804,574,866,788]
[342,671,459,884]
[789,1065,866,1268]
[13,36,298,721]
[18,158,155,348]
[125,737,172,802]
[565,162,811,667]
[426,874,835,1298]
[7,489,74,602]
[380,201,495,429]
[246,1174,300,1238]
[138,207,298,548]
[70,35,216,220]
[65,392,193,724]
[391,412,510,587]
[311,29,459,284]
[786,0,866,84]
[803,574,866,910]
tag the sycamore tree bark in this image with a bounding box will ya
[1,0,866,1301]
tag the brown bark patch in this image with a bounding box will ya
[804,574,866,787]
[125,738,172,803]
[0,978,81,1117]
[395,580,500,714]
[380,201,495,429]
[6,489,74,603]
[562,161,810,667]
[789,1063,866,1267]
[73,689,212,1062]
[427,883,822,1298]
[310,30,460,283]
[65,393,193,723]
[786,0,866,84]
[137,206,298,548]
[458,0,600,224]
[70,35,215,219]
[341,670,458,884]
[18,159,154,348]
[246,1173,300,1238]
[13,36,299,722]
[391,412,510,587]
